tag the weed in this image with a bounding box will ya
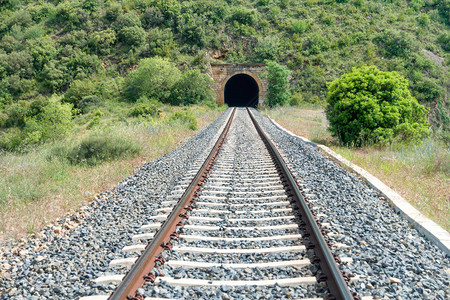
[66,134,140,166]
[169,110,198,130]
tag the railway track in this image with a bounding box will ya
[83,108,360,300]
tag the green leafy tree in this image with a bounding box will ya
[326,66,430,146]
[63,79,97,108]
[26,36,57,70]
[122,57,181,102]
[148,28,176,57]
[231,7,258,25]
[264,61,291,107]
[23,97,73,144]
[118,26,146,47]
[115,11,141,29]
[170,70,215,105]
[40,61,66,92]
[88,29,116,54]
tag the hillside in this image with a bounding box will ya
[0,0,449,151]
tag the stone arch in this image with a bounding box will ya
[209,63,268,107]
[220,71,264,107]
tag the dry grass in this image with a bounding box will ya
[265,106,450,231]
[0,105,222,240]
[262,106,332,144]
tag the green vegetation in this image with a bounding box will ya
[0,96,72,151]
[122,57,181,103]
[50,133,140,166]
[0,105,222,238]
[0,0,448,151]
[265,61,291,107]
[266,106,449,231]
[327,66,430,146]
[0,0,448,238]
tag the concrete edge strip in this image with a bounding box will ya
[268,116,450,256]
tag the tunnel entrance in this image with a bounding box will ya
[224,74,259,107]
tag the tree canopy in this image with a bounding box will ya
[326,66,430,146]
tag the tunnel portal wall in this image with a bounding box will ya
[208,63,268,107]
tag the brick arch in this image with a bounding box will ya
[209,63,268,107]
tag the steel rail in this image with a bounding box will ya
[109,108,237,300]
[246,108,355,300]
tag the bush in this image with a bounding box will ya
[255,36,281,61]
[122,57,181,102]
[118,26,146,47]
[63,79,97,108]
[413,78,445,103]
[88,29,116,54]
[291,19,308,34]
[61,134,140,166]
[231,7,258,25]
[129,103,160,117]
[22,97,73,144]
[264,61,291,107]
[374,30,414,58]
[437,33,450,52]
[169,111,198,130]
[326,66,430,146]
[170,70,215,106]
[0,97,72,150]
[78,95,101,113]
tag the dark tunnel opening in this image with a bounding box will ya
[224,74,259,108]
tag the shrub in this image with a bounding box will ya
[129,103,160,117]
[41,62,65,92]
[148,28,176,57]
[169,111,198,130]
[78,95,101,113]
[437,33,450,52]
[87,115,100,129]
[255,36,281,61]
[231,7,258,25]
[264,61,291,107]
[374,30,414,58]
[22,97,73,144]
[289,92,304,106]
[0,97,72,150]
[105,2,123,21]
[170,70,215,106]
[118,26,146,47]
[122,57,181,102]
[291,20,308,34]
[306,32,330,54]
[326,66,430,146]
[88,29,116,54]
[413,78,445,103]
[115,11,141,29]
[436,0,450,25]
[62,134,140,166]
[63,79,97,108]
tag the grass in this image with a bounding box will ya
[0,105,223,240]
[265,106,450,232]
[262,105,332,144]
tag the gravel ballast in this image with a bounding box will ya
[251,108,449,299]
[0,107,448,300]
[140,108,327,299]
[0,109,232,299]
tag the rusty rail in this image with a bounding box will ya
[109,107,355,300]
[108,108,236,300]
[246,108,355,300]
